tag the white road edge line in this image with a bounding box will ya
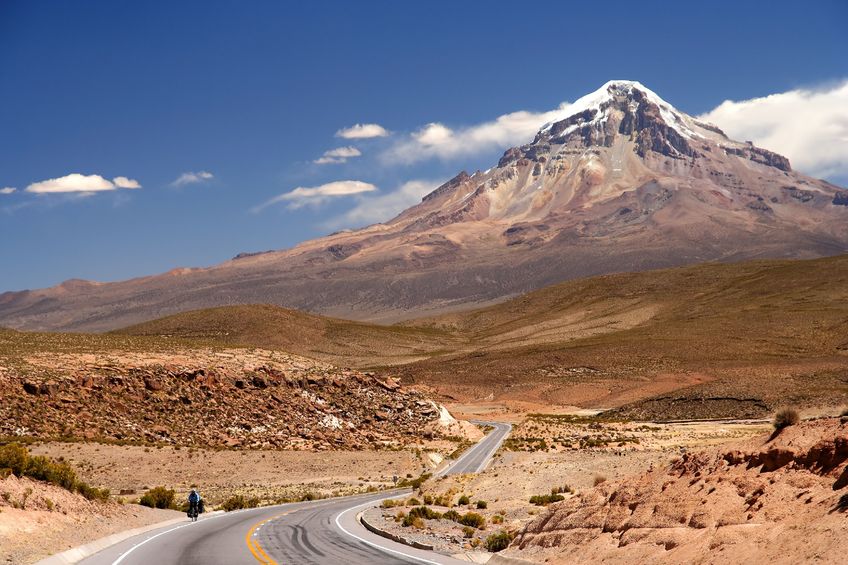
[474,423,510,472]
[110,513,229,565]
[334,497,443,565]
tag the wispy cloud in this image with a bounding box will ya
[0,187,16,195]
[378,80,848,181]
[698,80,848,179]
[381,104,573,165]
[326,178,444,229]
[314,146,362,165]
[335,123,390,139]
[25,173,142,194]
[252,180,377,212]
[171,171,214,187]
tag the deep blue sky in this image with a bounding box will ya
[1,0,847,291]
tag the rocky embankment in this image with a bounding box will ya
[509,417,848,564]
[0,347,446,449]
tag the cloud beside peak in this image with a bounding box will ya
[335,123,390,139]
[382,103,573,165]
[0,187,16,195]
[252,180,377,212]
[314,146,362,165]
[171,171,214,187]
[698,80,848,179]
[326,178,444,230]
[25,173,142,194]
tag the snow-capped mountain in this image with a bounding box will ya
[3,81,848,331]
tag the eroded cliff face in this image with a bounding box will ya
[510,417,848,565]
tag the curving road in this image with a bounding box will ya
[77,421,511,565]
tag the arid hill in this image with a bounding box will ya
[2,81,847,332]
[508,417,848,564]
[117,303,459,367]
[0,329,455,449]
[117,255,848,418]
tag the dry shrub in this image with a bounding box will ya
[773,407,800,431]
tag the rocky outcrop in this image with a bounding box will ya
[510,418,848,564]
[421,171,470,202]
[0,347,445,450]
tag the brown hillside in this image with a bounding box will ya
[115,255,848,418]
[117,304,458,367]
[394,255,848,415]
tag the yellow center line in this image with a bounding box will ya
[246,511,293,564]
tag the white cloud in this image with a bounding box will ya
[698,80,848,179]
[25,173,142,194]
[113,176,141,189]
[326,179,444,229]
[0,187,16,195]
[314,146,362,165]
[335,123,390,139]
[171,171,214,187]
[252,180,377,212]
[383,103,573,164]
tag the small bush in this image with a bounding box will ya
[476,500,488,509]
[139,486,176,509]
[492,514,504,524]
[394,510,406,522]
[462,526,476,538]
[529,493,565,506]
[77,482,110,502]
[408,505,442,520]
[381,499,397,508]
[397,472,431,489]
[0,444,29,476]
[773,408,800,431]
[406,497,421,506]
[485,530,514,552]
[434,493,453,507]
[458,512,486,529]
[221,494,260,511]
[458,494,470,505]
[442,509,460,521]
[402,514,425,528]
[423,494,434,505]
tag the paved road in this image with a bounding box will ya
[439,421,511,475]
[78,421,511,565]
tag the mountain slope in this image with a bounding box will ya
[116,303,458,366]
[2,80,848,332]
[114,255,848,417]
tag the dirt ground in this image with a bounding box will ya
[0,474,180,565]
[29,442,456,505]
[509,417,848,564]
[367,414,770,555]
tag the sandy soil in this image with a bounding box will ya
[509,417,848,564]
[0,474,179,564]
[368,415,769,555]
[29,442,454,505]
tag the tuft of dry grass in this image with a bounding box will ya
[773,408,800,431]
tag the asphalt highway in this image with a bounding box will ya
[78,421,512,565]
